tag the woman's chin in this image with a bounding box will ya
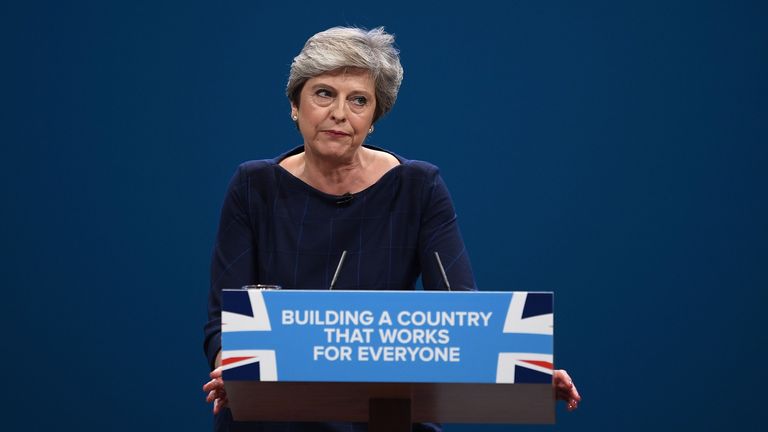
[307,139,359,159]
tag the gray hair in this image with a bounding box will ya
[286,26,404,122]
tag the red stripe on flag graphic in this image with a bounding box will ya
[521,360,553,369]
[222,356,255,366]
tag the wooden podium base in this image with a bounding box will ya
[369,398,411,432]
[225,381,555,425]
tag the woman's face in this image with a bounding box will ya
[291,67,376,161]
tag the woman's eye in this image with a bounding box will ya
[350,96,367,106]
[315,89,333,98]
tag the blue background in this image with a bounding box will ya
[2,0,766,430]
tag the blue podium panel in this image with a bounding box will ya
[222,290,553,385]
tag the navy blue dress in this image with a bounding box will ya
[205,146,476,431]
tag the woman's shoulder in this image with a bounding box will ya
[367,145,440,177]
[232,146,302,178]
[398,157,441,182]
[236,159,277,175]
[225,160,279,192]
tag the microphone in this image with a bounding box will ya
[329,250,348,290]
[434,251,452,291]
[335,192,354,206]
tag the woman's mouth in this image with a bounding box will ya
[322,130,350,137]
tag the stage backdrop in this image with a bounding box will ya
[2,1,766,430]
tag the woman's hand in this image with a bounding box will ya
[203,366,228,415]
[554,369,581,411]
[203,351,227,414]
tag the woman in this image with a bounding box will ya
[203,26,580,431]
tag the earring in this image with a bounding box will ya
[368,125,375,134]
[292,114,298,121]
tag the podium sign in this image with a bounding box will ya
[221,290,555,424]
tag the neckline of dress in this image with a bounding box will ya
[271,145,407,201]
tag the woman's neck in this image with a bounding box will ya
[296,146,372,195]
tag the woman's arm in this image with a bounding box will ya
[416,164,476,291]
[204,164,260,369]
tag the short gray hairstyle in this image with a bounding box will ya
[286,26,404,122]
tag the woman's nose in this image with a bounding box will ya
[330,98,346,121]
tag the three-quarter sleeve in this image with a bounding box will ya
[203,164,260,369]
[417,165,476,291]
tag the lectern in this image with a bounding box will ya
[222,290,555,430]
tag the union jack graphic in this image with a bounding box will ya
[496,292,554,383]
[221,290,277,381]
